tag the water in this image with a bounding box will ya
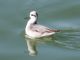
[0,0,80,60]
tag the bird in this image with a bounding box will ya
[25,11,60,39]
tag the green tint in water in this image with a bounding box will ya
[54,29,80,50]
[25,29,80,56]
[0,0,80,60]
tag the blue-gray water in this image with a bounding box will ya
[0,0,80,60]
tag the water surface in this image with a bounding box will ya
[0,0,80,60]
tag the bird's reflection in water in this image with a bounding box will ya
[26,39,37,56]
[25,35,55,56]
[25,29,80,56]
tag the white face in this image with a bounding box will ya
[30,11,38,18]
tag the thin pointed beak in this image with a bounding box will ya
[24,17,28,19]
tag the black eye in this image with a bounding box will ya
[31,14,34,16]
[31,14,37,17]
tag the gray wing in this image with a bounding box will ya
[31,24,48,30]
[31,24,57,33]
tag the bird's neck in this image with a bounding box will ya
[26,17,37,29]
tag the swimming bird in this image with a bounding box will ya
[25,11,59,39]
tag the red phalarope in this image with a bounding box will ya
[25,11,59,39]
